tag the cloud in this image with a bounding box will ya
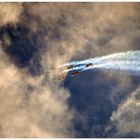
[0,44,75,137]
[0,3,140,138]
[110,86,140,137]
[0,3,75,137]
[0,3,23,27]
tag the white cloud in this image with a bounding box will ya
[111,86,140,136]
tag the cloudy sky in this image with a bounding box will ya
[0,3,140,138]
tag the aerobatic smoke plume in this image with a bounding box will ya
[60,50,140,76]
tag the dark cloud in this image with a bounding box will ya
[0,23,42,76]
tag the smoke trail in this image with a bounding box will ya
[82,60,140,76]
[59,50,140,68]
[60,50,140,76]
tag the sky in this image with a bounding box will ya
[0,3,140,138]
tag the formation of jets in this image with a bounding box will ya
[68,63,93,76]
[70,71,81,76]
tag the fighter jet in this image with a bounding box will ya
[70,71,80,76]
[65,65,74,70]
[85,63,93,68]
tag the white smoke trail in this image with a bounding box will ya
[59,50,140,68]
[60,50,140,76]
[82,60,140,76]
